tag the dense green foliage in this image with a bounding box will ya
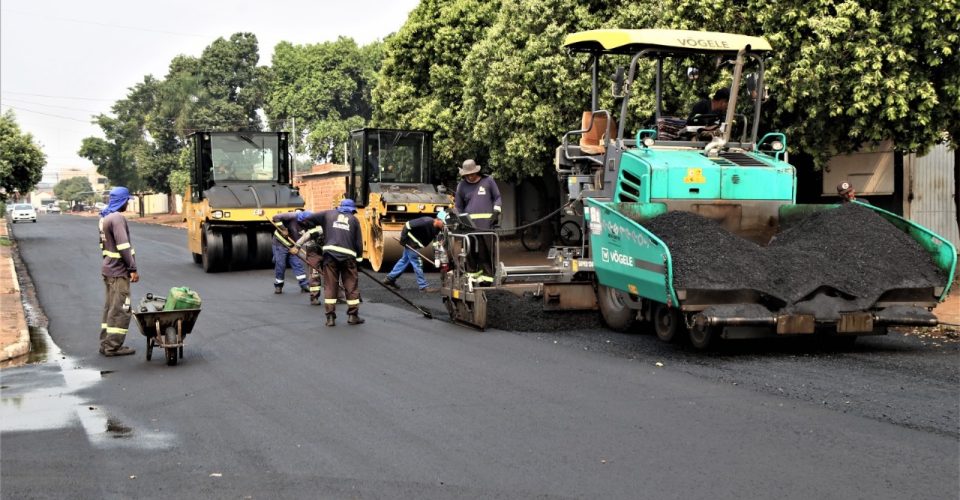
[82,1,957,192]
[53,176,95,205]
[375,0,958,178]
[266,38,381,163]
[0,110,46,202]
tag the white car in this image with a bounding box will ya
[9,203,37,223]
[47,205,62,214]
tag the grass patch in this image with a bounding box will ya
[0,236,11,247]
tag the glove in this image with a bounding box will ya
[491,211,501,229]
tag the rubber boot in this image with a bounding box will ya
[348,313,365,325]
[101,334,135,356]
[310,294,321,306]
[274,284,283,294]
[325,313,336,327]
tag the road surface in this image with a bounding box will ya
[2,214,957,499]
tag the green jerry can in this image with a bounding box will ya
[163,286,202,311]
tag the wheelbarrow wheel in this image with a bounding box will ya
[164,327,178,366]
[146,337,153,361]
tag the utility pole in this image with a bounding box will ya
[291,117,297,176]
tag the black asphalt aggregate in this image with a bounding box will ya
[2,214,958,499]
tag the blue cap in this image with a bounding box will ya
[296,210,313,222]
[337,199,357,214]
[100,186,131,217]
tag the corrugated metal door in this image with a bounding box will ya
[907,143,959,248]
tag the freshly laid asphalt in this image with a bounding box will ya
[2,214,957,499]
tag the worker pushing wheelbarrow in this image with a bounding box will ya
[132,287,201,366]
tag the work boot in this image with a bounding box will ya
[383,277,400,289]
[300,285,310,293]
[101,346,136,357]
[274,284,283,294]
[325,314,336,327]
[348,314,365,325]
[310,295,321,306]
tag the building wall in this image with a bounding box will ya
[904,144,959,249]
[296,164,349,212]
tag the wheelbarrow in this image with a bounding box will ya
[132,306,201,366]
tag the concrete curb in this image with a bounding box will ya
[1,221,31,362]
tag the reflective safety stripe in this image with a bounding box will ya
[295,274,307,280]
[101,323,108,329]
[274,231,295,247]
[105,327,128,334]
[103,250,121,258]
[324,299,338,304]
[346,299,360,305]
[275,279,285,284]
[405,223,425,248]
[475,276,494,283]
[493,206,502,212]
[469,213,493,219]
[309,286,322,292]
[323,245,357,257]
[356,257,363,262]
[116,242,132,250]
[306,227,322,235]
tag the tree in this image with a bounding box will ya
[373,0,958,179]
[373,0,504,174]
[0,110,46,202]
[53,176,95,205]
[265,37,382,163]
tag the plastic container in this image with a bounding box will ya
[163,287,202,311]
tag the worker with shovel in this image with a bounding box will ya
[271,211,311,295]
[383,211,447,293]
[297,199,365,327]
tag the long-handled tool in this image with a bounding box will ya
[357,266,433,319]
[392,236,435,263]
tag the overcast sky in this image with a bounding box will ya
[0,0,420,183]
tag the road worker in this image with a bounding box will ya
[837,181,857,203]
[271,210,311,294]
[98,186,138,356]
[292,218,326,305]
[299,199,365,327]
[454,159,502,284]
[383,212,446,293]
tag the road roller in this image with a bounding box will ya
[345,128,453,271]
[184,131,304,272]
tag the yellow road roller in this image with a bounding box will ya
[184,131,304,272]
[346,128,453,271]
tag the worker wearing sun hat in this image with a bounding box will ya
[298,199,365,326]
[98,186,138,356]
[455,159,501,284]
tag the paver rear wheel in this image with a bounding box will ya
[653,304,681,343]
[598,284,635,332]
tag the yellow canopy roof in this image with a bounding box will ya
[564,29,772,54]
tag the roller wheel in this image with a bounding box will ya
[192,252,202,264]
[164,327,178,366]
[255,231,274,268]
[653,304,681,343]
[202,226,225,273]
[369,223,385,271]
[230,232,249,270]
[597,284,635,332]
[689,324,717,350]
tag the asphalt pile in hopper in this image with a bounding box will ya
[641,204,946,311]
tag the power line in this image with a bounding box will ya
[0,8,208,38]
[1,104,94,123]
[1,91,116,102]
[1,98,105,114]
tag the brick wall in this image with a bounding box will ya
[295,163,350,212]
